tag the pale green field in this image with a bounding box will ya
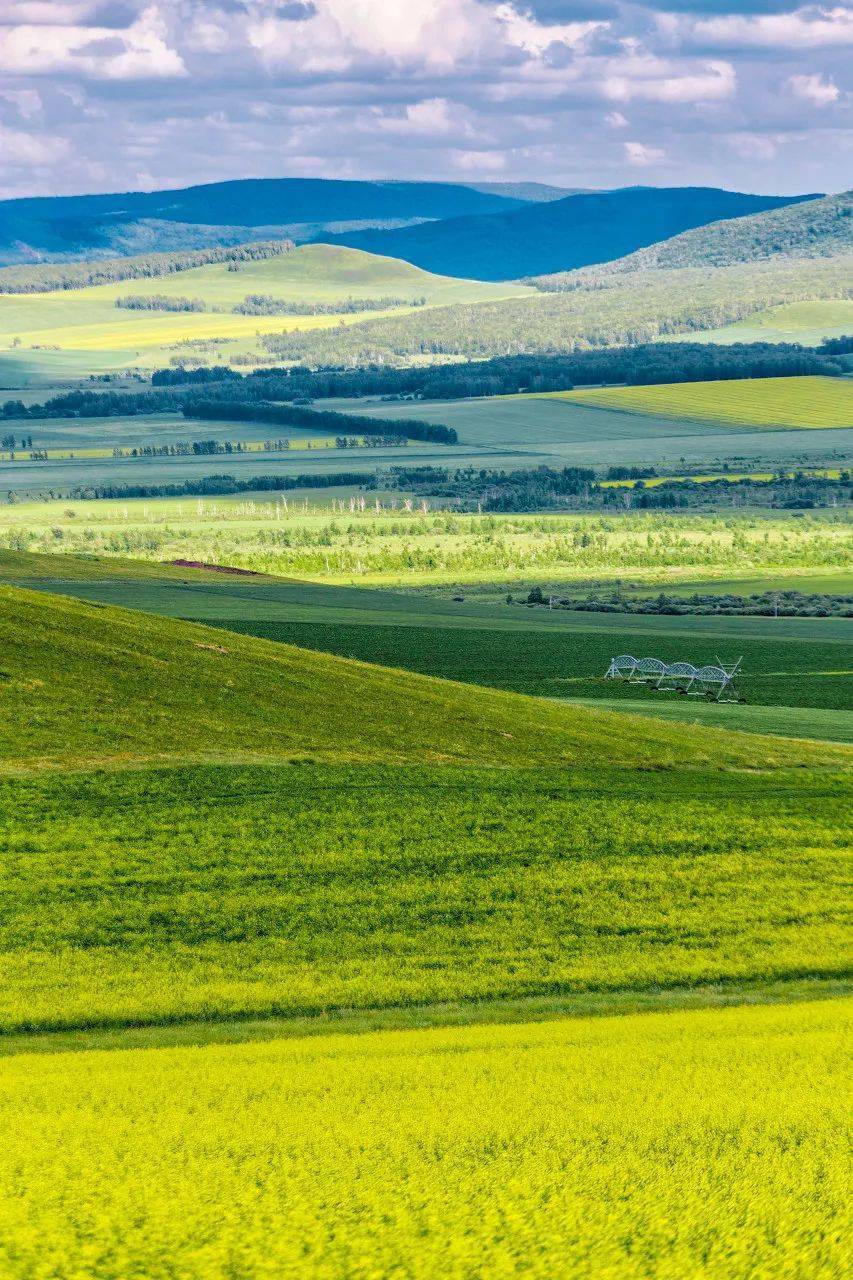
[0,1000,848,1279]
[566,698,853,743]
[554,376,853,429]
[1,499,849,589]
[0,244,533,374]
[681,298,853,346]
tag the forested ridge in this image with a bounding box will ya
[530,191,853,286]
[255,256,852,364]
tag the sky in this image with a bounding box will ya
[0,0,850,200]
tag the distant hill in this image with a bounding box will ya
[262,254,851,364]
[532,191,853,287]
[0,178,531,268]
[321,187,818,281]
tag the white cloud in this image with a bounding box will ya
[0,88,43,119]
[0,122,66,164]
[624,139,665,165]
[603,56,735,104]
[788,71,841,106]
[0,5,186,79]
[604,110,628,127]
[668,6,853,52]
[451,147,507,172]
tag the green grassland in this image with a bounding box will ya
[566,698,853,743]
[0,585,850,1035]
[3,499,847,589]
[680,298,853,346]
[1,565,849,1276]
[3,551,851,726]
[558,376,853,429]
[329,393,853,473]
[255,254,853,364]
[0,244,533,379]
[0,1001,848,1278]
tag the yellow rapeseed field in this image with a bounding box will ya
[553,375,853,428]
[0,999,847,1279]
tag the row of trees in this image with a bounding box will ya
[115,294,206,312]
[0,341,843,424]
[233,294,426,316]
[182,399,459,444]
[0,239,296,295]
[62,472,376,501]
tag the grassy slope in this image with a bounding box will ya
[557,375,853,429]
[0,1001,847,1278]
[0,243,532,367]
[254,254,853,363]
[3,552,850,718]
[0,582,849,1037]
[7,582,831,770]
[678,298,853,347]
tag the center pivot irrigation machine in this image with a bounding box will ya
[605,654,745,702]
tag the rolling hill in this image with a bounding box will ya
[323,186,817,281]
[0,579,848,1038]
[259,252,852,364]
[1,581,829,771]
[532,190,853,287]
[0,178,538,267]
[0,243,533,376]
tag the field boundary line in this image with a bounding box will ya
[2,976,849,1060]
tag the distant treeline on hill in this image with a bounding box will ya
[0,239,295,295]
[65,472,376,501]
[0,341,842,423]
[182,399,459,444]
[116,294,206,312]
[233,294,426,316]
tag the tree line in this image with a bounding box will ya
[182,399,459,444]
[0,239,296,295]
[63,472,377,501]
[116,294,206,312]
[1,341,842,424]
[233,294,426,316]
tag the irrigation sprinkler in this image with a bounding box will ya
[603,654,745,702]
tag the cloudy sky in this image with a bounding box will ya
[0,0,850,200]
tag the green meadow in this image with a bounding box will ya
[0,583,849,1035]
[0,244,532,377]
[557,375,853,429]
[681,297,853,346]
[1,555,849,1278]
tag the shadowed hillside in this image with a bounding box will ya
[324,187,816,280]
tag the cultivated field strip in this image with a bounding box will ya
[0,1001,847,1278]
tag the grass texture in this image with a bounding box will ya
[557,375,853,429]
[1,584,849,771]
[0,1000,848,1278]
[1,761,849,1033]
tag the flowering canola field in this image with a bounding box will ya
[555,375,853,429]
[0,999,847,1280]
